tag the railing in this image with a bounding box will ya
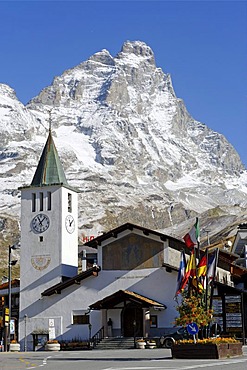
[90,326,104,348]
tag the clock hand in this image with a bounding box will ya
[37,216,43,226]
[39,216,46,226]
[69,219,74,227]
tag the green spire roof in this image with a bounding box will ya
[31,130,68,187]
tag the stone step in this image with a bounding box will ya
[94,337,135,350]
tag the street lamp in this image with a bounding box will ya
[133,320,136,349]
[24,314,28,352]
[88,323,92,346]
[8,244,19,351]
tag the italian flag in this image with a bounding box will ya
[183,217,200,249]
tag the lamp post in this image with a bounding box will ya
[8,244,19,351]
[133,320,136,349]
[88,323,92,347]
[24,314,28,352]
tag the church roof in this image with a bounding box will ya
[31,130,68,187]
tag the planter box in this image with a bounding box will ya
[172,343,242,359]
[45,343,61,351]
[146,342,156,349]
[60,342,90,351]
[9,343,20,352]
[136,342,146,349]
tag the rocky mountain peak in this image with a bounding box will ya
[0,41,246,249]
[0,83,17,100]
[117,40,156,65]
[88,49,115,66]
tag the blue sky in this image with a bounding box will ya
[1,0,246,166]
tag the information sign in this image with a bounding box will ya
[225,295,242,333]
[10,319,15,335]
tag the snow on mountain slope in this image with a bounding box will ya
[0,41,246,244]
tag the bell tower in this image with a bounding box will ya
[19,128,78,329]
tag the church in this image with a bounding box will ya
[18,129,247,351]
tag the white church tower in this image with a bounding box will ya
[19,129,78,349]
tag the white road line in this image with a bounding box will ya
[104,368,167,370]
[103,357,247,370]
[174,358,247,369]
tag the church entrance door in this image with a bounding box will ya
[122,305,143,337]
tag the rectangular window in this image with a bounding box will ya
[73,315,89,325]
[150,315,157,328]
[32,193,36,212]
[0,296,4,308]
[47,191,51,211]
[14,295,19,307]
[39,192,44,211]
[68,193,72,213]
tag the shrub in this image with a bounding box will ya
[175,294,213,328]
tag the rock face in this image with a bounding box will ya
[0,40,247,248]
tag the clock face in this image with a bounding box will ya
[32,214,50,233]
[65,215,75,234]
[31,255,51,270]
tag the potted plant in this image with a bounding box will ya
[9,340,20,352]
[146,340,156,349]
[136,339,146,349]
[45,339,61,351]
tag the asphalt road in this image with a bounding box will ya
[1,347,247,370]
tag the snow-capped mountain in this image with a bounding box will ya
[0,40,247,249]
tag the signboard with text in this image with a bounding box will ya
[212,296,223,328]
[225,295,242,333]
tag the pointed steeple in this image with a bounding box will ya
[31,129,68,187]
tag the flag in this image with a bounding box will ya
[183,217,200,249]
[179,250,196,292]
[197,253,207,291]
[191,276,204,292]
[207,250,218,281]
[197,254,207,277]
[175,250,187,296]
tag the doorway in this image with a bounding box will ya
[122,305,143,337]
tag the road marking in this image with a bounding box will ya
[19,356,38,368]
[104,368,167,370]
[104,357,247,370]
[171,358,247,369]
[19,355,51,369]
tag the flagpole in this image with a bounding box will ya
[188,249,194,296]
[196,217,200,261]
[194,217,200,294]
[194,246,200,294]
[205,248,209,308]
[205,248,209,337]
[209,248,219,310]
